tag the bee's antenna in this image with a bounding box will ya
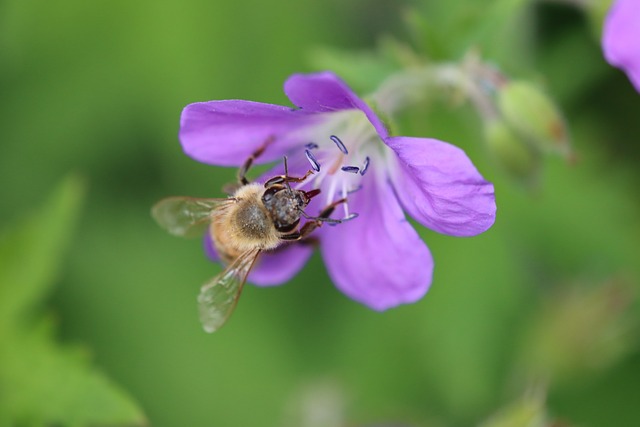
[283,156,294,194]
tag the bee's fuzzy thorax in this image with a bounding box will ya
[209,184,282,262]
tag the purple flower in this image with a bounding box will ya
[180,72,496,310]
[602,0,640,92]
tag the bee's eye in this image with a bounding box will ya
[262,187,279,202]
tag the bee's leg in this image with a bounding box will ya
[280,198,357,241]
[237,136,275,185]
[263,169,315,188]
[263,156,318,189]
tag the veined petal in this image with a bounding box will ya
[180,100,321,166]
[204,232,312,286]
[284,71,390,138]
[602,0,640,92]
[387,136,496,237]
[319,172,433,311]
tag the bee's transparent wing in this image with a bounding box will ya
[197,248,261,333]
[151,196,234,238]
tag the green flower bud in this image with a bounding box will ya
[484,119,541,185]
[497,81,571,158]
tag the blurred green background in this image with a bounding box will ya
[1,0,639,426]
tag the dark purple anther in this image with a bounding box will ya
[305,142,319,150]
[305,149,320,172]
[341,165,359,174]
[360,156,370,176]
[330,135,348,154]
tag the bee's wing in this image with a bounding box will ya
[197,248,261,333]
[151,196,235,238]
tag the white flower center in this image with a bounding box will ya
[291,109,385,219]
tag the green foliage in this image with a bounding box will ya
[1,0,639,426]
[404,0,534,67]
[0,177,145,427]
[516,279,636,386]
[479,392,549,427]
[308,46,400,95]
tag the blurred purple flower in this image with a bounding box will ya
[180,72,496,310]
[602,0,640,92]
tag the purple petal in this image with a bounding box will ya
[602,0,640,92]
[319,172,433,311]
[386,136,496,237]
[284,71,390,138]
[204,232,313,286]
[249,243,314,286]
[203,232,220,262]
[180,100,321,166]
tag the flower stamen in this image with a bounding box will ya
[330,134,348,154]
[304,148,321,172]
[341,165,360,174]
[347,185,363,194]
[297,116,374,223]
[341,183,350,218]
[360,156,370,176]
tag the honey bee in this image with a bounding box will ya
[152,142,352,333]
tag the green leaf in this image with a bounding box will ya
[0,175,84,331]
[0,176,146,427]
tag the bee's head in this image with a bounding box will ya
[260,155,324,233]
[261,184,320,233]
